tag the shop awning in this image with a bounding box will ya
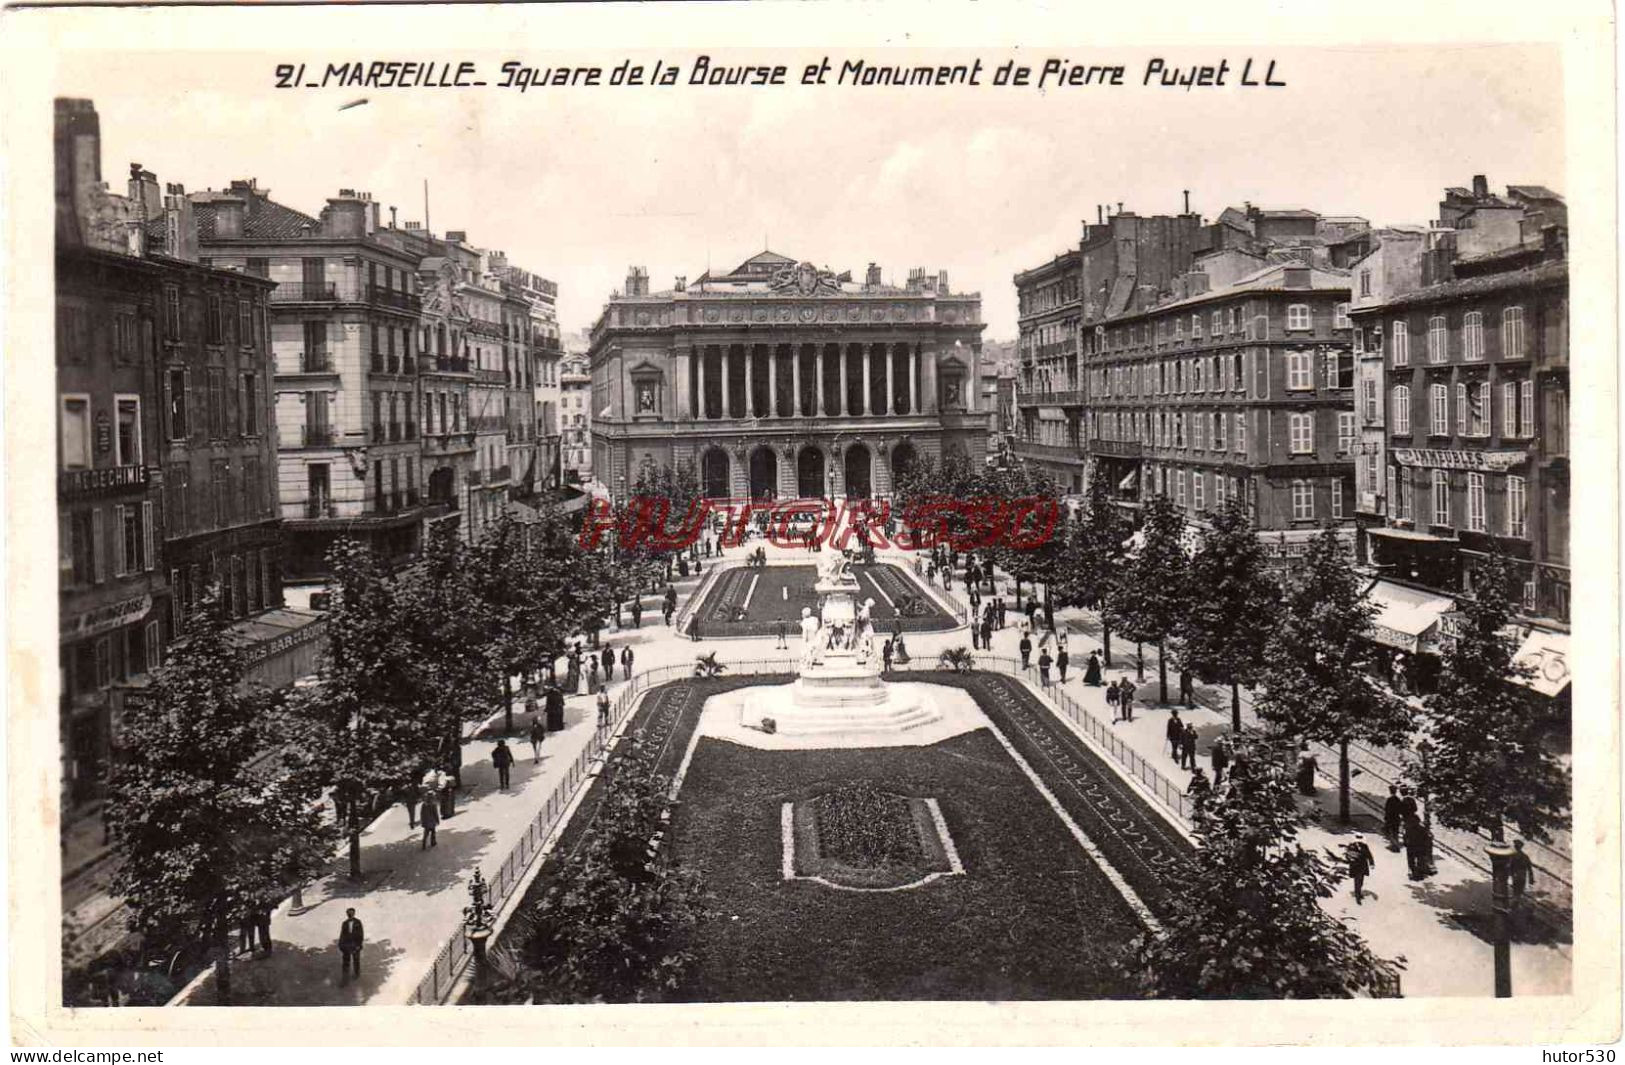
[1511,629,1571,697]
[1368,526,1456,544]
[1364,579,1455,653]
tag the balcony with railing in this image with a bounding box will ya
[1016,388,1086,407]
[425,355,472,375]
[1012,439,1085,462]
[1092,438,1145,458]
[366,286,422,313]
[299,425,337,447]
[305,496,335,519]
[286,349,334,374]
[270,282,339,304]
[422,430,475,454]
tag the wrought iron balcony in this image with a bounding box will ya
[300,425,336,447]
[270,282,338,303]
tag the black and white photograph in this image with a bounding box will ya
[3,0,1618,1049]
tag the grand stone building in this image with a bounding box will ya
[589,251,990,503]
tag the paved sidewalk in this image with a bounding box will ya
[980,599,1573,997]
[176,558,768,1006]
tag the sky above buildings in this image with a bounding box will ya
[57,43,1563,343]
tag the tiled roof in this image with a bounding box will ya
[1367,259,1566,311]
[1134,262,1350,316]
[1507,185,1563,202]
[193,193,319,241]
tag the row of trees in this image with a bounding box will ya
[107,506,619,1003]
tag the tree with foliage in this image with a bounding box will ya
[891,450,986,554]
[623,460,705,569]
[1122,734,1404,998]
[986,462,1063,616]
[302,538,442,879]
[1052,467,1132,665]
[1254,526,1414,823]
[483,741,714,1003]
[107,588,335,1004]
[1105,492,1190,703]
[1410,553,1570,845]
[1176,495,1279,731]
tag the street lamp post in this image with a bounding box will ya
[1484,840,1515,997]
[463,869,495,979]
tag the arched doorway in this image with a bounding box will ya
[748,446,778,500]
[701,447,730,499]
[891,441,918,493]
[844,443,873,499]
[797,445,825,498]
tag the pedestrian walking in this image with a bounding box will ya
[1019,633,1032,669]
[774,616,789,649]
[1402,814,1429,880]
[492,739,514,791]
[588,658,601,694]
[238,910,257,955]
[1210,736,1229,788]
[1166,711,1183,760]
[601,644,616,681]
[1346,834,1377,904]
[338,908,364,984]
[621,645,634,679]
[1509,839,1536,903]
[597,689,611,730]
[997,598,1007,629]
[254,903,273,954]
[1296,749,1318,795]
[529,716,546,763]
[1399,788,1419,824]
[545,682,565,732]
[1182,722,1199,770]
[1186,767,1212,805]
[1084,651,1102,686]
[419,796,438,852]
[1118,678,1135,721]
[1106,679,1120,717]
[1057,647,1070,683]
[882,638,894,671]
[1383,786,1404,851]
[1038,649,1053,686]
[630,600,643,629]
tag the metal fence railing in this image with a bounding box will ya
[410,657,795,1005]
[889,652,1195,825]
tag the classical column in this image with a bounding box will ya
[674,346,692,420]
[768,346,779,417]
[883,346,894,416]
[839,346,849,416]
[861,346,873,416]
[967,343,980,412]
[721,346,733,419]
[923,346,939,414]
[792,347,802,417]
[697,348,708,419]
[815,347,824,416]
[910,347,920,414]
[745,346,756,418]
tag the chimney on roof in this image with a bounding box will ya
[1183,189,1190,214]
[214,195,245,238]
[127,164,161,220]
[938,270,950,293]
[866,262,882,288]
[1472,174,1489,199]
[1117,202,1123,215]
[389,205,397,228]
[1097,205,1104,225]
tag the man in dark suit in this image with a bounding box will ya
[1346,834,1377,904]
[339,908,364,983]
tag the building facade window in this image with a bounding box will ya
[1501,306,1526,359]
[1391,320,1410,366]
[1291,480,1314,521]
[1235,413,1246,453]
[1334,302,1351,329]
[1502,381,1519,437]
[1392,385,1412,435]
[115,396,141,466]
[1427,316,1447,363]
[1192,471,1205,511]
[1286,304,1312,331]
[1331,479,1345,519]
[1470,381,1490,437]
[60,395,91,469]
[1521,380,1535,439]
[1430,383,1450,436]
[1289,412,1314,454]
[1467,471,1486,532]
[1287,351,1313,390]
[1463,311,1485,361]
[1337,411,1355,453]
[1432,469,1451,527]
[1507,475,1527,538]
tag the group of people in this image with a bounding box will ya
[1164,710,1206,771]
[1383,785,1440,882]
[563,641,636,695]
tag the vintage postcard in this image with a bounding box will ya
[3,0,1618,1048]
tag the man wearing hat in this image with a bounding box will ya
[1346,833,1377,904]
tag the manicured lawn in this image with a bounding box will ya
[692,563,957,638]
[670,730,1148,1001]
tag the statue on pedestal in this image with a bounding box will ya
[798,607,822,671]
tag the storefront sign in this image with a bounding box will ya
[61,594,152,639]
[1391,448,1528,472]
[1261,528,1356,559]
